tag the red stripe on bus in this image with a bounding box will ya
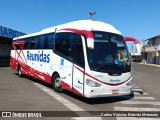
[10,57,51,83]
[74,66,131,86]
[61,81,83,96]
[60,28,94,39]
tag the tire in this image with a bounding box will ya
[52,74,63,92]
[18,65,23,77]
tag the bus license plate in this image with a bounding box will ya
[112,90,119,94]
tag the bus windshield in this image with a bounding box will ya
[87,31,131,74]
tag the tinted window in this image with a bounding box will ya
[39,34,54,49]
[55,32,74,58]
[22,37,34,49]
[23,38,28,49]
[48,33,54,49]
[73,34,84,67]
[25,38,31,49]
[87,31,130,73]
[20,33,54,49]
[33,37,39,49]
[28,37,39,49]
[39,35,45,49]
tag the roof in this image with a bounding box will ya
[147,35,160,41]
[0,25,26,39]
[42,20,121,34]
[14,20,121,40]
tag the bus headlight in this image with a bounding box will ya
[86,79,101,87]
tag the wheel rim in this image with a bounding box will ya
[55,78,61,88]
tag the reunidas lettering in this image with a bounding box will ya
[27,51,50,63]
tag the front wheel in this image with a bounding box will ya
[52,74,63,92]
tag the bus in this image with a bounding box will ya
[10,20,140,98]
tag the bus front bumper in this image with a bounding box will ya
[84,80,132,98]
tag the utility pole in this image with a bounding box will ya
[143,39,146,63]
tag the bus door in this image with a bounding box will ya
[55,32,85,95]
[72,35,85,96]
[55,32,73,91]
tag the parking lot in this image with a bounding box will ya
[0,63,160,120]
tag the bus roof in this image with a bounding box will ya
[13,20,121,40]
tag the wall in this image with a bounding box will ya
[147,52,156,64]
[0,44,12,58]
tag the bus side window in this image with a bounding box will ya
[48,33,54,49]
[24,38,31,49]
[39,35,45,49]
[27,38,32,49]
[44,36,48,49]
[55,32,73,58]
[73,34,84,67]
[31,37,35,49]
[23,39,27,49]
[34,37,39,49]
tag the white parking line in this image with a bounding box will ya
[117,101,160,105]
[33,83,84,110]
[133,92,149,95]
[132,88,144,91]
[120,96,155,100]
[132,96,155,100]
[132,85,140,89]
[132,83,149,95]
[33,82,101,119]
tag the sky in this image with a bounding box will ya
[0,0,160,51]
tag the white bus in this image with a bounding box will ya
[10,20,140,98]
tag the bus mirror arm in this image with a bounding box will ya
[82,30,94,49]
[81,35,94,49]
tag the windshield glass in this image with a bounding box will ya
[87,31,131,74]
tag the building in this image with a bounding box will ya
[131,53,141,62]
[141,44,148,63]
[145,35,160,64]
[0,25,26,67]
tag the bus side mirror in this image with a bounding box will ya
[124,37,141,55]
[87,38,94,49]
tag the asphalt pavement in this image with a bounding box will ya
[0,62,160,120]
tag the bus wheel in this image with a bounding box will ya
[18,65,23,77]
[52,74,63,92]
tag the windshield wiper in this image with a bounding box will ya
[95,62,113,71]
